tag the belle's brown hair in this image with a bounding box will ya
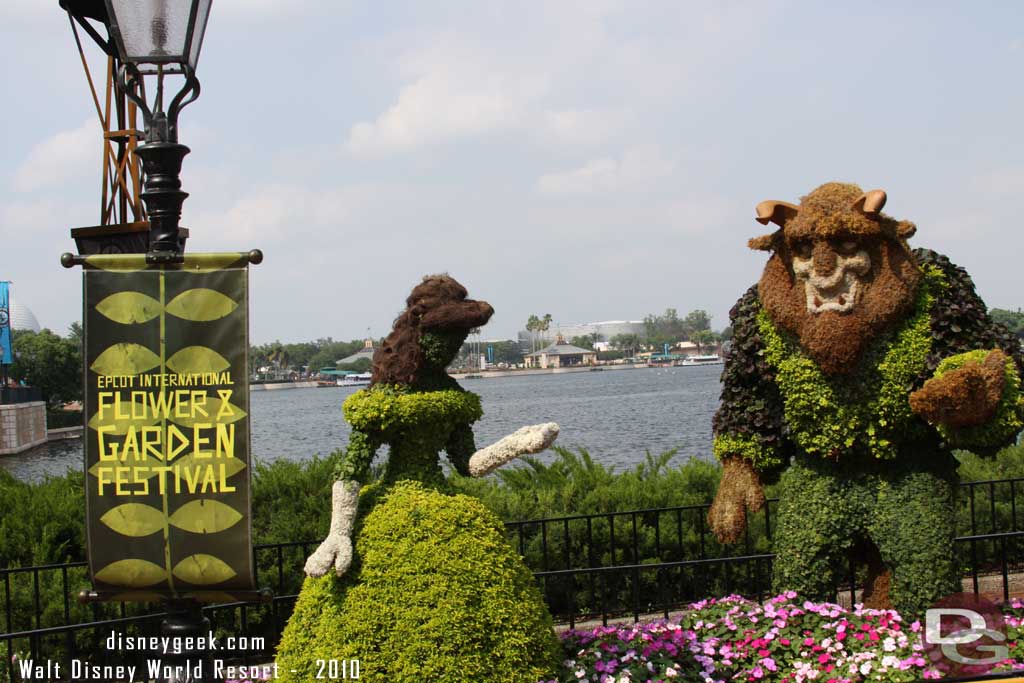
[371,274,494,386]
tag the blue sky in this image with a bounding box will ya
[1,1,1021,344]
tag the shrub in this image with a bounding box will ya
[275,480,561,683]
[0,469,85,566]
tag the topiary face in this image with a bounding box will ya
[753,183,922,375]
[419,329,468,370]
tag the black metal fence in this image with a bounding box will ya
[0,387,42,405]
[3,477,1024,681]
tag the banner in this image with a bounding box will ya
[81,254,256,601]
[0,281,11,366]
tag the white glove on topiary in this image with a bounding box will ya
[304,479,361,578]
[468,422,559,477]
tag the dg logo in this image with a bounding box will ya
[0,307,8,326]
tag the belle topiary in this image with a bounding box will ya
[277,481,560,682]
[276,274,561,681]
[708,183,1024,615]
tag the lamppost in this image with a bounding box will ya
[62,4,217,680]
[104,0,210,263]
[105,7,214,676]
[60,0,210,263]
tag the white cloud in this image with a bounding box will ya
[536,146,675,197]
[539,108,626,148]
[12,119,97,193]
[0,200,64,240]
[347,59,547,158]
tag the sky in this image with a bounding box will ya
[1,1,1022,345]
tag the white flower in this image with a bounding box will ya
[859,662,872,675]
[666,667,678,677]
[883,637,896,652]
[575,669,586,679]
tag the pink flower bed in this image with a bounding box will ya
[541,592,1024,683]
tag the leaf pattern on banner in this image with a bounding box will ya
[89,454,164,479]
[166,289,237,322]
[95,292,163,325]
[88,402,161,436]
[172,554,237,585]
[166,346,231,374]
[169,499,242,534]
[168,396,247,428]
[94,559,168,587]
[91,343,161,376]
[173,452,246,478]
[100,503,165,537]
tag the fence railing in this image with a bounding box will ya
[3,477,1024,681]
[0,387,42,405]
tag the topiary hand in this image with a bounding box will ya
[707,457,765,544]
[468,423,560,477]
[304,480,361,578]
[909,349,1008,428]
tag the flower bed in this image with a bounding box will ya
[541,593,1024,683]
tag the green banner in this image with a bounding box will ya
[81,253,255,601]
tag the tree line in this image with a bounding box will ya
[523,308,730,358]
[250,338,374,378]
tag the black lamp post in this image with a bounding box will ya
[104,7,214,679]
[103,0,211,263]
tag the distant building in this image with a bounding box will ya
[338,338,376,366]
[9,298,41,333]
[523,335,598,368]
[518,320,645,352]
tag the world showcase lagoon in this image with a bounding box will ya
[1,364,723,482]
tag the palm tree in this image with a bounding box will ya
[526,315,540,352]
[268,345,291,377]
[540,313,552,346]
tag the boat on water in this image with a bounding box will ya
[337,372,373,387]
[677,355,724,367]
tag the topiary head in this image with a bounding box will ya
[371,274,494,385]
[750,183,923,375]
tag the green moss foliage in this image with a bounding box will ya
[756,266,942,462]
[771,456,962,617]
[334,385,483,486]
[932,349,1024,450]
[712,433,783,471]
[275,481,561,683]
[343,385,483,437]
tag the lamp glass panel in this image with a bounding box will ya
[186,0,211,69]
[109,0,191,63]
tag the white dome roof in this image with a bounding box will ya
[9,297,41,333]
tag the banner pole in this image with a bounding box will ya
[159,598,212,683]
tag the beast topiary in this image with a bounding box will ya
[708,183,1024,615]
[277,274,561,680]
[276,481,561,683]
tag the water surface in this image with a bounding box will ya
[1,365,723,482]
